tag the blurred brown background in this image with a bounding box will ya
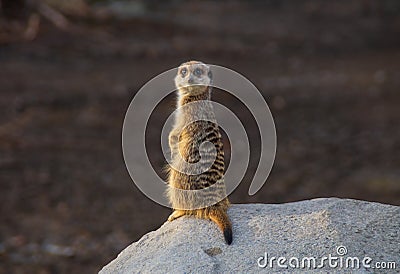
[1,0,400,273]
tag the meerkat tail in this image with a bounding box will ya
[208,209,233,245]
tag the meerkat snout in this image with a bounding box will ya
[188,76,195,84]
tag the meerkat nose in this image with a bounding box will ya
[188,77,195,84]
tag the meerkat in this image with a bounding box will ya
[166,61,232,245]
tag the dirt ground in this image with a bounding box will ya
[0,1,399,273]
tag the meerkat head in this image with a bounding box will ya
[175,61,212,95]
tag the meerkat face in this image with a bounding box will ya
[175,61,212,94]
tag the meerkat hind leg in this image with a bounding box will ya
[167,210,186,222]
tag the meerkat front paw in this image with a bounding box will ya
[167,210,185,222]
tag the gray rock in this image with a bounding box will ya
[99,198,399,273]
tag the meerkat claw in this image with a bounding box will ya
[168,210,185,222]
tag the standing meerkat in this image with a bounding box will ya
[166,61,232,245]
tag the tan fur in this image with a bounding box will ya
[166,61,233,245]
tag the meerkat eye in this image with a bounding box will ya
[194,68,203,76]
[180,68,187,77]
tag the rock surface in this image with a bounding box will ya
[99,198,399,273]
